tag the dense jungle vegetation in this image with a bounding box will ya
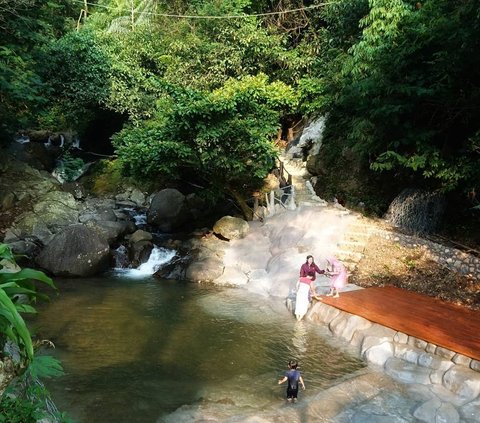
[1,0,479,225]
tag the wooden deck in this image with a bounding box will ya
[319,286,480,361]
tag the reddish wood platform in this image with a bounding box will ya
[320,286,480,361]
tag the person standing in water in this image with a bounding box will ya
[278,360,305,403]
[295,255,325,319]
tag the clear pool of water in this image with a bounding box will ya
[32,274,364,422]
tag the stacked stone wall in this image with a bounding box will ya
[377,230,480,278]
[308,302,480,423]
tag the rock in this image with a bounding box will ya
[31,191,78,230]
[185,257,224,281]
[129,240,153,267]
[414,398,459,423]
[86,220,135,245]
[385,188,446,234]
[384,357,431,384]
[147,189,190,232]
[0,190,15,211]
[62,182,86,200]
[130,188,146,206]
[36,225,110,277]
[129,229,153,244]
[213,216,249,240]
[213,266,248,285]
[363,341,394,367]
[442,366,480,402]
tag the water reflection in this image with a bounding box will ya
[32,276,364,422]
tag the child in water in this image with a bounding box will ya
[278,360,305,403]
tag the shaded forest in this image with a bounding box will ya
[1,0,479,237]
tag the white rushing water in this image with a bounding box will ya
[116,246,176,278]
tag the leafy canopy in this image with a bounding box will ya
[113,74,297,195]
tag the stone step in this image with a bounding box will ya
[335,249,365,261]
[337,241,366,253]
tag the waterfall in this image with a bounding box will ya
[15,135,30,144]
[121,207,147,227]
[72,137,81,149]
[115,246,176,278]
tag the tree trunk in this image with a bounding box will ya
[227,188,253,221]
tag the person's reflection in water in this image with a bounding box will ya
[292,320,308,355]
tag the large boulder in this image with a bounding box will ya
[36,225,110,277]
[185,257,224,282]
[385,188,446,234]
[213,216,249,240]
[10,191,79,244]
[147,189,190,232]
[86,220,136,245]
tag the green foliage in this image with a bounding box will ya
[113,74,297,197]
[57,151,86,182]
[0,0,77,141]
[0,244,55,362]
[38,29,111,130]
[0,355,69,423]
[309,0,480,199]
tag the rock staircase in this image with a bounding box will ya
[335,216,379,272]
[279,151,325,206]
[279,148,381,275]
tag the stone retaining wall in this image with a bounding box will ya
[376,229,480,278]
[308,301,480,423]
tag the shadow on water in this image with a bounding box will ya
[31,275,364,422]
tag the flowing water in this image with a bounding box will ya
[32,270,365,422]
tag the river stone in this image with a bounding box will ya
[86,220,134,245]
[413,398,459,423]
[213,216,249,240]
[129,229,153,244]
[9,216,54,245]
[442,366,480,401]
[14,191,78,237]
[0,190,15,211]
[329,312,349,337]
[340,315,372,343]
[130,188,146,206]
[185,257,224,282]
[147,188,190,232]
[36,224,110,277]
[418,352,453,371]
[31,190,78,229]
[459,398,480,423]
[309,302,341,324]
[213,266,248,286]
[129,240,153,267]
[364,341,394,367]
[385,357,431,384]
[394,344,421,365]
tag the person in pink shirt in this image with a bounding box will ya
[325,256,347,298]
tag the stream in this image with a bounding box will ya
[31,251,364,422]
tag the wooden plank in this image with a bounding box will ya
[319,286,480,361]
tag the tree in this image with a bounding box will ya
[0,0,77,142]
[113,74,297,217]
